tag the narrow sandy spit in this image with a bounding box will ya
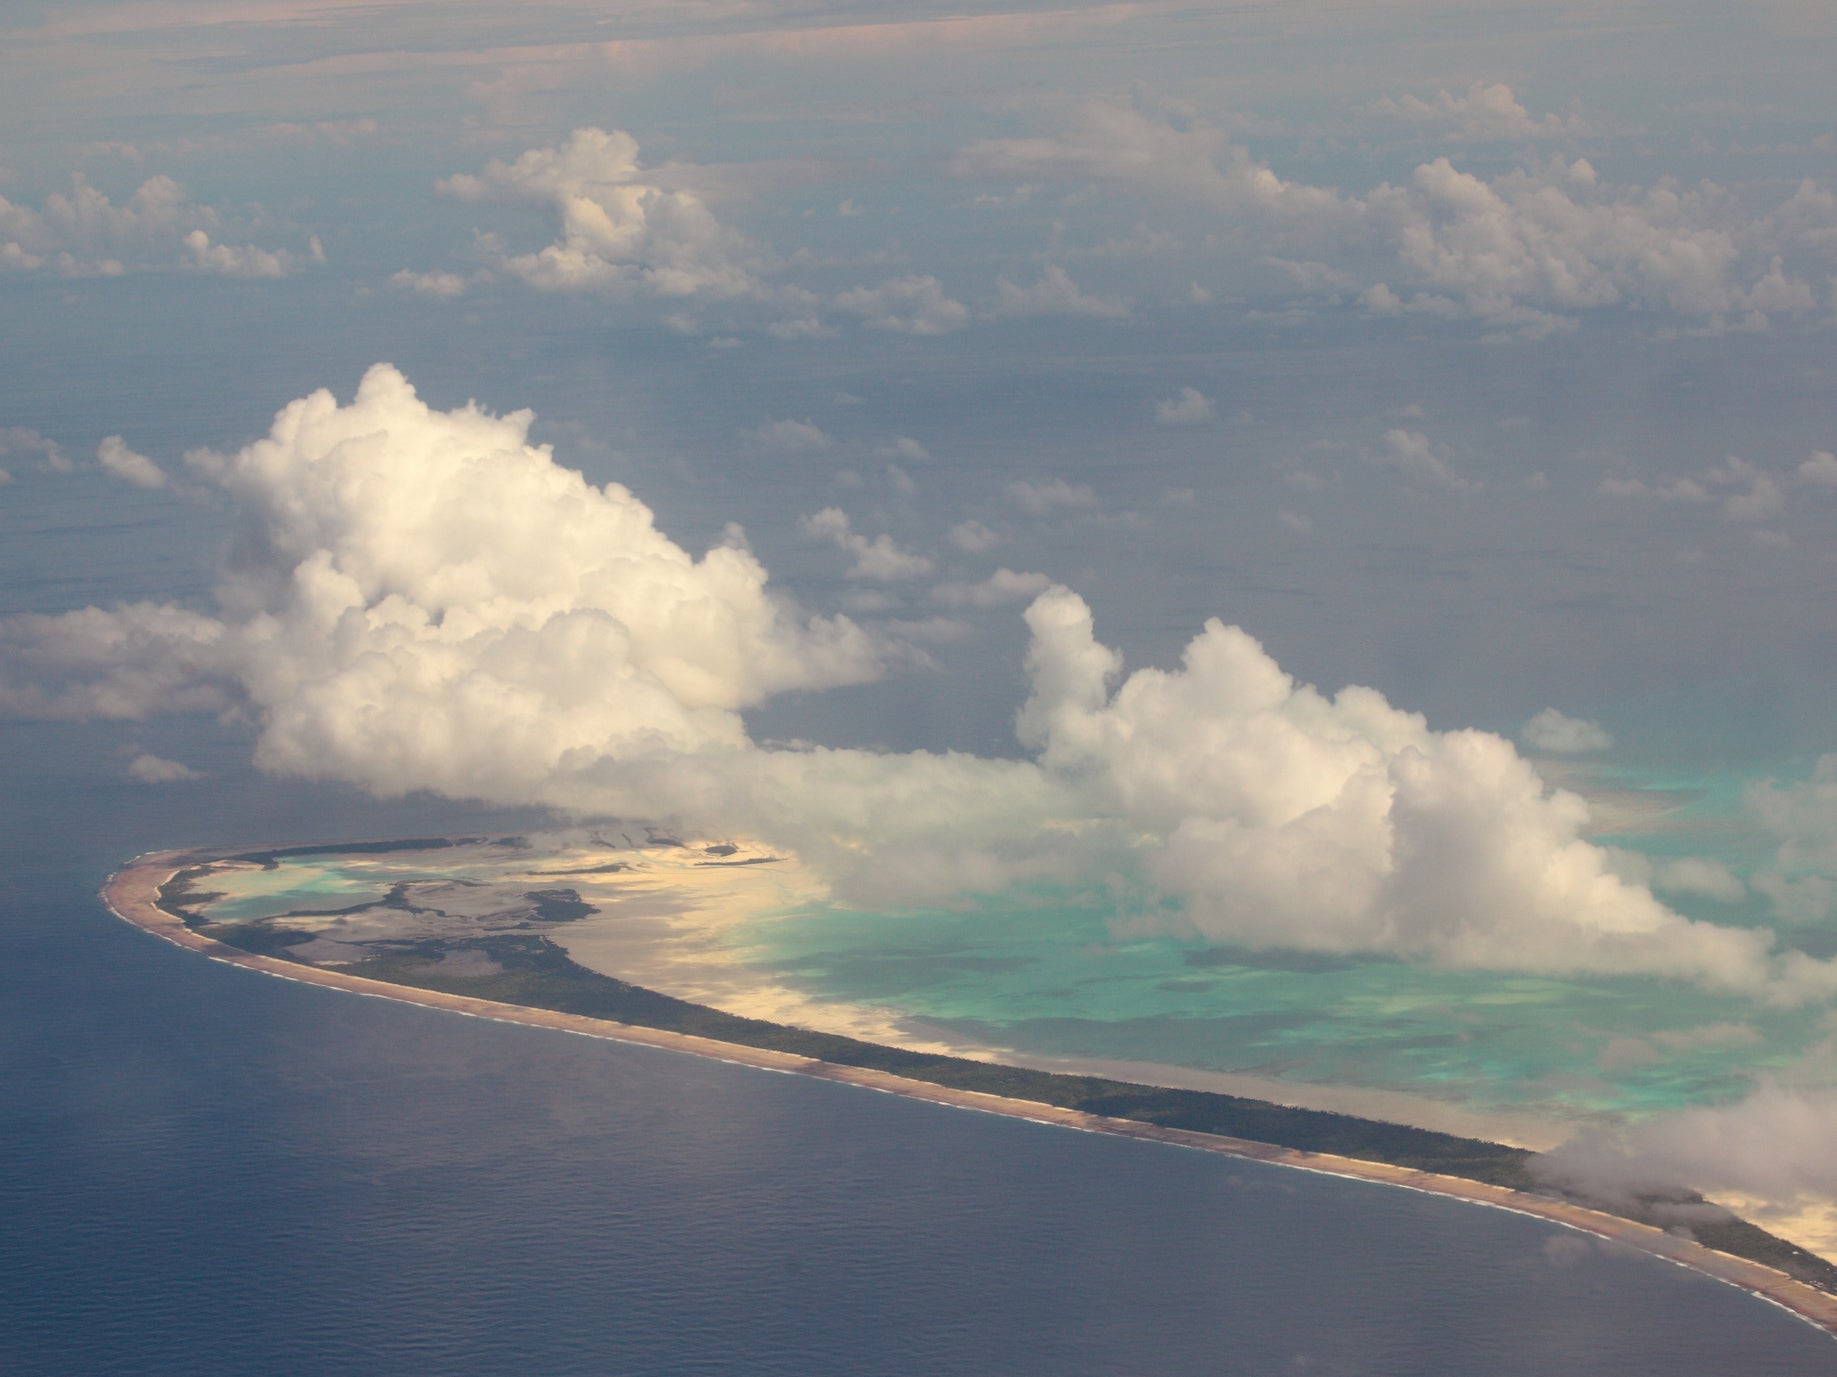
[104,851,1837,1341]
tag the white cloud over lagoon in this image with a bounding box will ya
[4,366,1836,1002]
[1521,708,1613,755]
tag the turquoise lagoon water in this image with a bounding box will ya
[200,863,414,923]
[724,889,1813,1124]
[721,760,1837,1128]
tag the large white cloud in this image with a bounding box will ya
[2,364,880,804]
[6,365,1834,999]
[1016,588,1811,993]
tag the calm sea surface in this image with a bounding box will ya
[1,750,1835,1376]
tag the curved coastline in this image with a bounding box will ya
[104,848,1837,1341]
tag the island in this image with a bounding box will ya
[104,838,1837,1340]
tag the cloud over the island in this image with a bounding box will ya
[1543,1083,1837,1212]
[5,366,1836,999]
[1016,588,1804,992]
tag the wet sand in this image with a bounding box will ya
[104,849,1837,1341]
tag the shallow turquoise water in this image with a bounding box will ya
[723,761,1837,1126]
[726,890,1816,1122]
[202,864,397,922]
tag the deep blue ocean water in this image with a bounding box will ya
[2,742,1835,1376]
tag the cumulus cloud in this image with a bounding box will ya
[0,427,68,473]
[127,752,201,783]
[388,268,474,298]
[1598,472,1711,503]
[10,365,1837,998]
[183,229,322,280]
[933,568,1053,608]
[1372,428,1473,489]
[1657,858,1749,903]
[833,274,970,334]
[1364,161,1825,334]
[1605,849,1747,904]
[800,507,934,580]
[0,602,233,720]
[1154,387,1215,426]
[1601,455,1787,520]
[951,103,1837,334]
[1747,756,1837,923]
[1008,477,1098,515]
[875,436,930,463]
[0,364,882,800]
[1543,1083,1837,1213]
[1708,456,1785,521]
[96,436,166,489]
[992,264,1129,319]
[438,128,769,301]
[748,418,832,453]
[1521,708,1614,754]
[1373,82,1583,142]
[947,518,1002,554]
[0,173,314,279]
[951,103,1340,220]
[1015,587,1821,995]
[1797,450,1837,488]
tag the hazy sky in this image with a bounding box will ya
[7,0,1837,1210]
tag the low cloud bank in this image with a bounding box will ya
[4,364,1832,998]
[1542,1082,1837,1209]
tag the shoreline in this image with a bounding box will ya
[103,847,1837,1341]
